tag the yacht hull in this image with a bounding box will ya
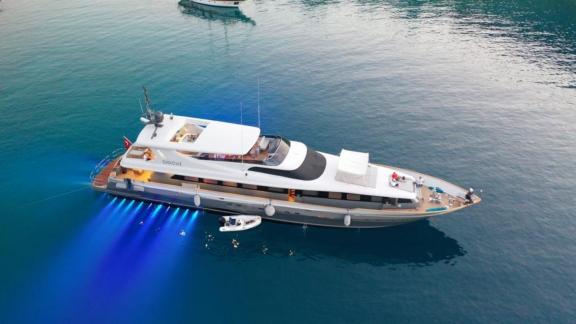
[93,181,447,228]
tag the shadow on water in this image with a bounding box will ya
[178,0,256,26]
[190,209,466,267]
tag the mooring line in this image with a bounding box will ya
[18,186,90,208]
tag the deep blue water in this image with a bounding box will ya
[1,0,575,322]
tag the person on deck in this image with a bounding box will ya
[465,188,474,204]
[415,176,424,187]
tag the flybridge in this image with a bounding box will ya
[135,115,261,155]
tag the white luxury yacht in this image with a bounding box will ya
[91,90,480,228]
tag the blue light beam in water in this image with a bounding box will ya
[166,207,181,226]
[183,210,200,232]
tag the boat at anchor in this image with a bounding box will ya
[183,0,246,8]
[91,89,481,228]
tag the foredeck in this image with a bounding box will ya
[415,186,464,213]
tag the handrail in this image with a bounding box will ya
[89,147,126,181]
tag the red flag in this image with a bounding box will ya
[123,136,132,149]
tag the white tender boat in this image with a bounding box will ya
[219,215,262,232]
[91,88,480,228]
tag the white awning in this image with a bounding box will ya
[337,149,369,176]
[335,149,374,187]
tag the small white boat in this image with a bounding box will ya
[187,0,245,8]
[219,215,261,232]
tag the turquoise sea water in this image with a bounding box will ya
[1,0,575,322]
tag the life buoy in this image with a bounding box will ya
[193,194,201,207]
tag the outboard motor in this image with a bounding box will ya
[218,216,226,226]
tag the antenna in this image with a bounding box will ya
[240,102,244,173]
[143,86,153,112]
[257,77,261,129]
[140,86,164,139]
[138,99,144,114]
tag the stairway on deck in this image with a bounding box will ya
[92,159,118,187]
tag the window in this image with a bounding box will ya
[302,190,319,197]
[370,196,383,203]
[328,192,342,199]
[268,187,287,194]
[202,179,218,185]
[172,175,200,182]
[241,183,258,190]
[398,198,413,204]
[346,194,361,201]
[223,181,237,187]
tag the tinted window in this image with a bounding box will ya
[347,194,361,201]
[328,192,342,199]
[302,190,319,197]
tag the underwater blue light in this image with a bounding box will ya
[100,196,118,213]
[150,204,163,218]
[134,201,144,212]
[184,211,200,231]
[175,209,190,227]
[122,200,135,213]
[111,198,127,214]
[166,207,181,226]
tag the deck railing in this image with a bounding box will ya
[89,147,126,181]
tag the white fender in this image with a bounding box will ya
[344,214,351,227]
[193,194,201,207]
[265,204,275,217]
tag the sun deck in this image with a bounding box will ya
[136,115,261,155]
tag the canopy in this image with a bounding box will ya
[335,149,373,186]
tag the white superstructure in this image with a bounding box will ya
[121,115,417,201]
